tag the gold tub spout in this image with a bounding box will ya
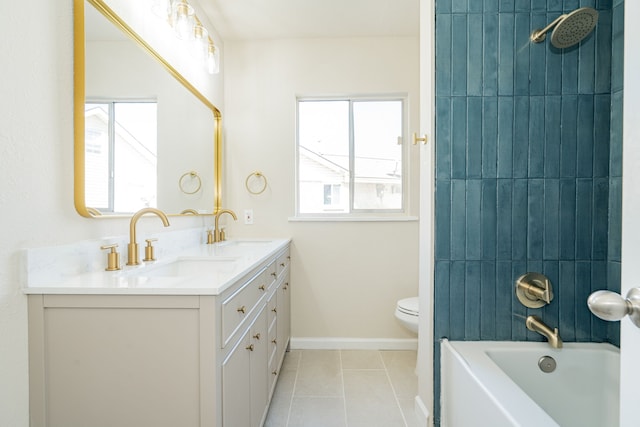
[526,315,563,349]
[212,209,237,243]
[127,208,170,265]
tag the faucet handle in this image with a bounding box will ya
[100,244,121,271]
[515,272,553,308]
[143,238,158,262]
[206,229,215,244]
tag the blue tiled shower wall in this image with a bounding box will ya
[432,0,623,424]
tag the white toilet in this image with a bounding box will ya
[394,297,419,334]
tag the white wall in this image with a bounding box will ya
[223,37,420,342]
[0,1,220,424]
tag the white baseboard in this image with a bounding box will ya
[289,337,418,350]
[414,395,431,427]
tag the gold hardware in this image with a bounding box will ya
[100,244,121,271]
[515,273,553,308]
[271,308,277,313]
[526,315,563,349]
[206,229,214,244]
[412,132,428,145]
[246,344,254,351]
[258,285,266,291]
[86,207,102,216]
[211,209,237,243]
[280,262,285,267]
[271,339,277,344]
[253,333,261,340]
[271,272,277,277]
[180,209,198,215]
[178,171,202,195]
[272,370,278,375]
[143,238,158,262]
[237,306,246,314]
[287,256,291,260]
[126,208,170,266]
[245,171,268,195]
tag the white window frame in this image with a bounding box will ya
[294,95,410,220]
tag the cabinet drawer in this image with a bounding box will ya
[221,270,265,347]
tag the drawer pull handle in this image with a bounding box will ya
[272,370,278,375]
[237,306,246,314]
[271,339,277,344]
[280,262,285,267]
[271,308,277,313]
[253,333,261,340]
[259,284,266,291]
[271,272,277,277]
[246,344,254,351]
[287,256,291,260]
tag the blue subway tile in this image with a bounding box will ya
[559,260,577,341]
[451,180,467,260]
[450,261,467,338]
[435,0,451,14]
[436,97,452,179]
[499,0,514,12]
[451,0,468,13]
[480,261,497,339]
[545,19,563,94]
[575,261,592,341]
[541,261,560,331]
[530,14,548,95]
[576,95,595,178]
[497,97,514,177]
[467,97,483,178]
[562,45,579,94]
[593,94,611,177]
[607,260,621,293]
[482,97,498,177]
[528,179,544,260]
[498,14,515,95]
[591,261,608,341]
[578,27,596,94]
[435,180,452,260]
[592,178,609,260]
[513,97,529,178]
[512,261,528,340]
[544,96,562,177]
[467,15,484,96]
[481,179,498,259]
[560,95,578,177]
[514,0,529,12]
[434,261,451,336]
[610,90,623,177]
[465,261,482,339]
[544,179,560,259]
[484,0,499,12]
[512,179,528,260]
[595,10,612,94]
[528,97,545,177]
[497,180,513,259]
[514,13,531,95]
[435,14,452,96]
[547,0,563,12]
[483,14,499,96]
[575,178,594,259]
[608,177,622,262]
[466,180,482,259]
[563,0,580,11]
[451,98,467,179]
[496,261,513,339]
[559,179,577,259]
[611,3,624,92]
[452,15,469,96]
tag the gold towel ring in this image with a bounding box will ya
[179,171,202,195]
[245,171,268,195]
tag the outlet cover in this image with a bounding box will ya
[244,209,254,225]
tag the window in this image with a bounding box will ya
[84,101,157,213]
[296,97,406,216]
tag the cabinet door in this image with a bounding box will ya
[222,333,251,427]
[250,307,268,427]
[276,272,291,365]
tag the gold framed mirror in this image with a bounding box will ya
[74,0,222,217]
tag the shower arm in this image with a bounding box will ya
[530,15,566,43]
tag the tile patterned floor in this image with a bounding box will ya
[265,350,419,427]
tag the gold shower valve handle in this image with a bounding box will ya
[412,132,428,145]
[100,244,121,271]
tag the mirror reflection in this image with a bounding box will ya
[75,0,220,217]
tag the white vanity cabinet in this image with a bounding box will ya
[27,243,291,427]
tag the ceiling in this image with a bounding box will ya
[197,0,419,41]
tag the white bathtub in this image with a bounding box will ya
[440,340,619,427]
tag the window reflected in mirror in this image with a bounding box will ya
[85,101,158,213]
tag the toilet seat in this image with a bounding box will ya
[397,297,419,316]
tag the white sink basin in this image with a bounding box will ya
[142,257,239,278]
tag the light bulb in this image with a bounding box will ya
[192,24,209,60]
[207,42,220,74]
[172,1,195,40]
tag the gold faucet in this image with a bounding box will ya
[127,208,170,265]
[212,209,237,243]
[526,315,563,348]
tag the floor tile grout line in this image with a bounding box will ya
[339,350,349,427]
[381,351,410,427]
[284,350,302,427]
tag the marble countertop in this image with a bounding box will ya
[23,238,290,296]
